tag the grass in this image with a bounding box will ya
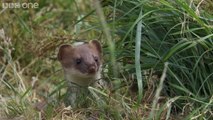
[0,0,213,119]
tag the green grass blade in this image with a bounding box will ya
[135,8,143,103]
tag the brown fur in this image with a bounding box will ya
[58,40,102,107]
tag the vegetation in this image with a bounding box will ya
[0,0,212,119]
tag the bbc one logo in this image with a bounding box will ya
[2,2,39,9]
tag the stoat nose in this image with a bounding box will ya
[88,66,96,74]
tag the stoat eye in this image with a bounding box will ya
[94,56,98,62]
[76,58,81,65]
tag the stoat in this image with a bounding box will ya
[58,40,102,107]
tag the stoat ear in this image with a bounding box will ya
[57,44,73,61]
[89,40,102,54]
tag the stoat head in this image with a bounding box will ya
[58,40,102,86]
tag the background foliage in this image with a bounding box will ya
[0,0,212,119]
